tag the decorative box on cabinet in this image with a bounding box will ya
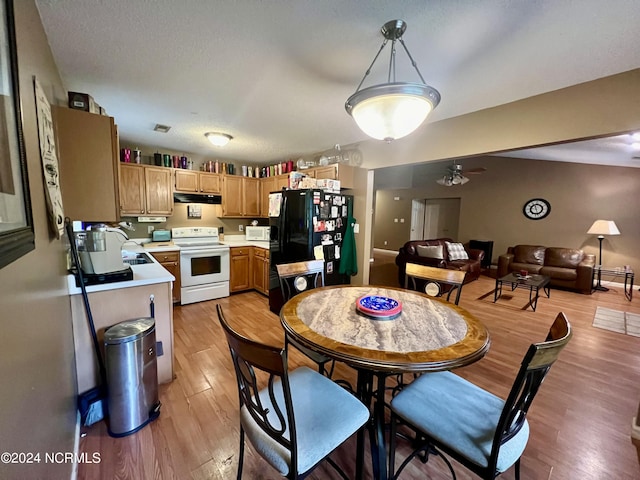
[53,106,120,221]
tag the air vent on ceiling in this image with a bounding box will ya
[153,124,171,133]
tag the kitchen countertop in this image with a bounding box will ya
[221,238,270,249]
[67,244,175,295]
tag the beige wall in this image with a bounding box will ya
[0,2,76,479]
[373,155,640,271]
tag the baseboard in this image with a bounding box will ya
[70,410,80,480]
[373,248,397,257]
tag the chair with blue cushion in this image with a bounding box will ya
[388,312,572,480]
[216,304,369,479]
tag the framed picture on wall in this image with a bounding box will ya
[0,0,35,269]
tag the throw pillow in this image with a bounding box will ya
[446,242,469,261]
[416,245,444,259]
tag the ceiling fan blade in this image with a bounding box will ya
[464,167,486,174]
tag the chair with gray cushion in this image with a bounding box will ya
[389,312,572,480]
[216,304,369,479]
[404,262,467,305]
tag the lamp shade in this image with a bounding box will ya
[587,220,620,236]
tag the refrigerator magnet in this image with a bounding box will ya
[326,220,335,231]
[313,192,321,204]
[326,261,334,274]
[335,245,341,259]
[331,206,339,218]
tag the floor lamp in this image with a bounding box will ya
[587,220,620,291]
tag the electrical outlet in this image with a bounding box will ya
[384,241,388,245]
[239,225,244,232]
[148,226,155,234]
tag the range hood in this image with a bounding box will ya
[173,193,222,204]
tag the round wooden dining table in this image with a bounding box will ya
[280,285,491,480]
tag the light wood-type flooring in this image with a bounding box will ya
[79,260,640,479]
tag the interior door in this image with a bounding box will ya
[410,200,425,240]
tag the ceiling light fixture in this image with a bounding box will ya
[436,163,469,186]
[345,19,441,143]
[205,132,233,147]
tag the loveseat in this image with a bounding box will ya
[497,245,595,294]
[395,238,484,287]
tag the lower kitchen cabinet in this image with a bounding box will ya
[149,251,181,304]
[230,247,251,292]
[253,247,269,295]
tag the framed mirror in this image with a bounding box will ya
[0,0,34,269]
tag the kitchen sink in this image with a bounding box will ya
[123,252,154,265]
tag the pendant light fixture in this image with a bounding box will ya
[205,132,233,147]
[345,20,440,142]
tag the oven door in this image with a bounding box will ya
[180,247,230,287]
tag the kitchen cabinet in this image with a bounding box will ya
[175,170,221,194]
[252,247,269,295]
[260,174,289,217]
[149,251,181,304]
[230,247,252,292]
[53,106,120,222]
[306,164,357,189]
[119,164,173,217]
[70,281,174,393]
[222,176,260,217]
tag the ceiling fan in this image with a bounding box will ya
[436,162,486,186]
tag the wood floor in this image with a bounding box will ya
[79,258,640,479]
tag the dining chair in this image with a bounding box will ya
[404,263,467,305]
[388,312,572,480]
[276,260,335,376]
[216,304,369,480]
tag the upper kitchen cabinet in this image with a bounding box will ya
[260,174,289,217]
[53,107,120,222]
[119,164,173,217]
[175,170,221,194]
[306,164,357,189]
[222,176,260,217]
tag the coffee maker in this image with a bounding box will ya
[75,225,129,275]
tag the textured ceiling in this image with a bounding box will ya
[35,0,640,167]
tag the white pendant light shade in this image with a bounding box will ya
[345,20,440,142]
[348,84,437,141]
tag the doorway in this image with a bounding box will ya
[410,198,461,240]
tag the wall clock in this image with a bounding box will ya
[523,198,551,220]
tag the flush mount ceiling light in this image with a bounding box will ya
[205,132,233,147]
[345,19,441,143]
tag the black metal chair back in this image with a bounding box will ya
[277,260,325,301]
[404,262,467,304]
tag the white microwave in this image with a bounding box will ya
[245,226,270,241]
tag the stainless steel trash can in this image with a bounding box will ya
[104,317,161,437]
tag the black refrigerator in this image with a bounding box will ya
[268,189,354,314]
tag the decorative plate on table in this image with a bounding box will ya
[356,295,402,320]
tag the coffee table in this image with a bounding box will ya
[494,272,550,311]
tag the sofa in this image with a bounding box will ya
[395,238,484,287]
[497,245,595,294]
